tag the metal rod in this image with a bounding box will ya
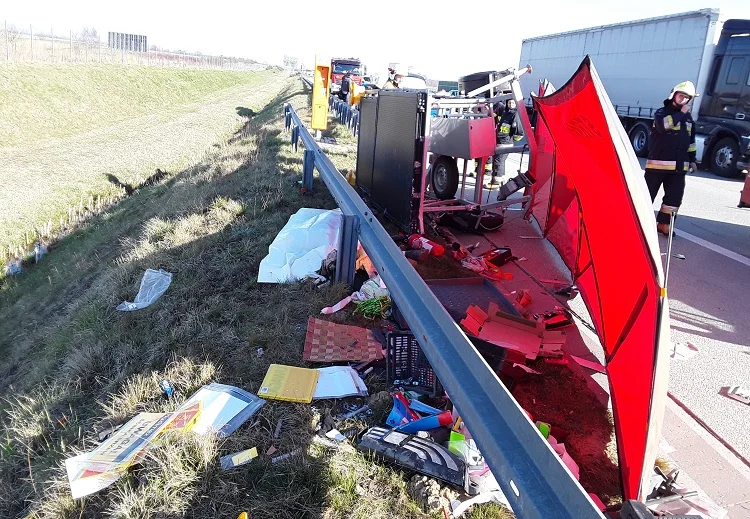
[664,210,677,290]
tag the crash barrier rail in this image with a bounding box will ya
[283,96,605,519]
[329,96,360,136]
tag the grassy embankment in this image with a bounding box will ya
[0,71,508,518]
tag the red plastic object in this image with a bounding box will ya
[407,234,445,257]
[515,289,532,307]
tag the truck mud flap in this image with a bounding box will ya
[357,426,469,491]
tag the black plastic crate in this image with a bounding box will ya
[386,332,442,397]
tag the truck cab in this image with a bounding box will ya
[330,58,363,94]
[696,19,750,176]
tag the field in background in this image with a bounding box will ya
[0,64,282,256]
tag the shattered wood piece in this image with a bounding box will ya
[571,355,606,373]
[512,363,542,375]
[273,419,283,439]
[271,448,302,464]
[719,386,750,405]
[220,447,258,470]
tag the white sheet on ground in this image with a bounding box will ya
[258,208,342,283]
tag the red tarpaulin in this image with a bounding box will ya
[529,57,671,501]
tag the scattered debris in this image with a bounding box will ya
[271,448,302,464]
[338,404,371,420]
[34,242,48,263]
[450,491,511,518]
[313,366,368,399]
[461,303,565,359]
[408,475,459,513]
[357,427,467,490]
[325,429,346,442]
[515,289,532,307]
[304,317,385,362]
[159,379,174,399]
[386,391,452,433]
[408,234,445,257]
[266,445,277,456]
[353,296,391,320]
[482,248,513,268]
[220,446,258,470]
[671,341,699,360]
[116,268,173,311]
[508,363,538,375]
[176,383,265,437]
[257,347,264,357]
[273,419,283,439]
[719,386,750,405]
[571,355,606,373]
[66,410,198,497]
[673,253,686,260]
[260,364,319,403]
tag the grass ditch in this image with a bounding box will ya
[0,64,284,259]
[0,77,507,518]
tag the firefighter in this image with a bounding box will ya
[487,99,524,186]
[338,72,352,101]
[382,70,403,90]
[644,81,698,236]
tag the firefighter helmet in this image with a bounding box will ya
[669,81,697,100]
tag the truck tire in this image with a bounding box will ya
[709,137,741,178]
[629,123,650,158]
[430,156,459,200]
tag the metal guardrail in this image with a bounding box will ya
[330,96,359,136]
[282,87,605,519]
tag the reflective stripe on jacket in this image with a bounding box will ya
[646,99,696,173]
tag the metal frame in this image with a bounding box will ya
[417,67,537,233]
[283,83,604,519]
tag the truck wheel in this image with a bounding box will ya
[710,137,741,178]
[431,156,459,200]
[629,123,650,158]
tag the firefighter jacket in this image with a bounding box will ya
[495,107,523,145]
[646,99,697,173]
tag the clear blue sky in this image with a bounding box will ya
[4,1,749,80]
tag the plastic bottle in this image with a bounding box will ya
[407,234,445,257]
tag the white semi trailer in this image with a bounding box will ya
[520,9,750,177]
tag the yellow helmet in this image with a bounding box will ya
[669,81,696,100]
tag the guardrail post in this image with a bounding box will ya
[302,149,315,193]
[292,126,299,152]
[351,111,359,136]
[335,214,359,286]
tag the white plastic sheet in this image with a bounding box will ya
[258,208,342,283]
[116,269,173,311]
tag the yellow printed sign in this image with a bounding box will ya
[311,57,331,131]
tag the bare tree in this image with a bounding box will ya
[80,27,99,47]
[4,23,22,50]
[283,55,298,70]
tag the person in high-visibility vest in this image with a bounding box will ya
[645,81,698,236]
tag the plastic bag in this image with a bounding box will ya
[116,269,173,311]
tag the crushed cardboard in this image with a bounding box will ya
[460,302,565,359]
